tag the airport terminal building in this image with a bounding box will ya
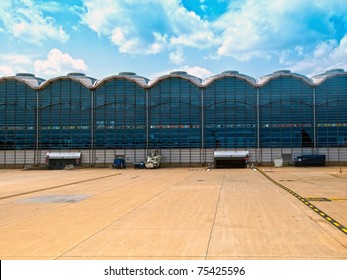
[0,69,346,168]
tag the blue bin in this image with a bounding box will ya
[113,158,126,169]
[295,155,326,167]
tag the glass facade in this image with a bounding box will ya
[0,77,37,150]
[316,74,347,147]
[39,77,92,149]
[204,75,257,148]
[1,70,346,162]
[259,74,314,148]
[149,76,201,148]
[94,77,146,148]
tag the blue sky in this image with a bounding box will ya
[1,0,347,81]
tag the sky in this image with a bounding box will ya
[1,0,347,81]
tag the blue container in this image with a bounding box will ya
[295,155,326,166]
[134,161,145,169]
[113,158,126,169]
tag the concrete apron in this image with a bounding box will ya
[0,168,346,259]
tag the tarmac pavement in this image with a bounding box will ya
[0,167,346,259]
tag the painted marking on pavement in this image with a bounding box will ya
[257,168,347,235]
[0,173,121,200]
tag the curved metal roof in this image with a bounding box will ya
[148,71,202,87]
[3,69,347,90]
[0,73,45,89]
[94,72,149,88]
[311,69,347,85]
[40,73,96,89]
[258,70,312,86]
[203,70,256,86]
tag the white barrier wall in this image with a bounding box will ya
[1,147,347,168]
[0,150,36,168]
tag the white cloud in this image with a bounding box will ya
[326,62,347,72]
[182,65,213,79]
[79,0,347,71]
[149,65,212,80]
[167,3,219,48]
[169,49,185,65]
[295,46,305,56]
[34,49,88,76]
[0,53,33,76]
[0,65,16,77]
[290,35,347,76]
[0,49,89,78]
[111,29,168,55]
[313,40,337,58]
[170,30,219,49]
[0,0,69,44]
[0,53,32,65]
[330,35,347,61]
[80,0,219,55]
[214,0,347,61]
[35,1,63,13]
[150,32,169,54]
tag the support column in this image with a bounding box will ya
[256,86,261,164]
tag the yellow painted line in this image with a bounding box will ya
[0,173,120,200]
[256,168,347,235]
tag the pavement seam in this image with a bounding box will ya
[0,173,145,228]
[205,170,225,260]
[0,173,121,201]
[256,168,347,236]
[53,172,195,259]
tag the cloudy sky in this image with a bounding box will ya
[1,0,347,81]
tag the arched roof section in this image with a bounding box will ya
[311,69,347,85]
[202,70,256,87]
[0,73,45,89]
[39,73,96,89]
[94,72,149,89]
[148,71,202,87]
[258,70,312,86]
